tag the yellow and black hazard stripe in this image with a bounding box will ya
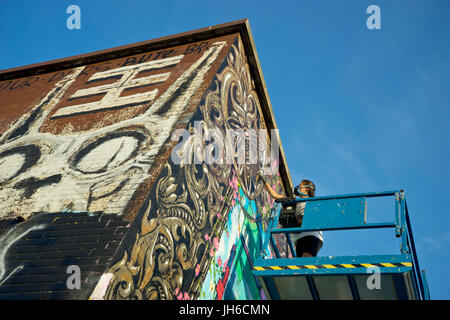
[253,262,412,271]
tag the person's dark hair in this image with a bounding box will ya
[300,179,316,197]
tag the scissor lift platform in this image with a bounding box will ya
[253,190,430,300]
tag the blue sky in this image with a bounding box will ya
[1,0,449,299]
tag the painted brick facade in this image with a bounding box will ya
[0,21,292,300]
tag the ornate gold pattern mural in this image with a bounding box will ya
[100,37,285,300]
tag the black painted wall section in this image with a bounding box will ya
[0,212,129,300]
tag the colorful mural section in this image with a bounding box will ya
[0,34,236,297]
[199,171,282,300]
[0,26,287,299]
[95,36,287,300]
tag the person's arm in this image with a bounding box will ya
[258,173,285,200]
[295,203,305,225]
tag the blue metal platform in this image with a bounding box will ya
[253,190,430,300]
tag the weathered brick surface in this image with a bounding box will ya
[0,212,129,300]
[0,22,291,300]
[0,31,236,300]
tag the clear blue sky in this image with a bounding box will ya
[1,0,449,299]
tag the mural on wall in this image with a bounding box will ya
[199,172,281,300]
[0,38,232,221]
[96,37,286,300]
[0,220,47,286]
[0,30,287,299]
[0,36,236,290]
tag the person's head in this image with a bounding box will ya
[298,179,315,198]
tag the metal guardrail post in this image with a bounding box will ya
[404,200,427,300]
[421,270,431,300]
[394,191,402,237]
[256,189,429,300]
[259,202,281,258]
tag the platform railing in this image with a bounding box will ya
[257,189,430,300]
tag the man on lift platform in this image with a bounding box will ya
[258,173,323,258]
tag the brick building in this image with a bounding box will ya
[0,20,292,300]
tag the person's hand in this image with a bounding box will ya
[275,197,296,203]
[256,169,267,184]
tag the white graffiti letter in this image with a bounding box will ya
[225,129,245,165]
[66,5,81,30]
[204,128,224,165]
[366,5,381,30]
[258,129,280,175]
[66,265,81,290]
[366,266,381,290]
[171,129,191,165]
